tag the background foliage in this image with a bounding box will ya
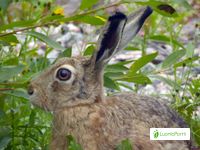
[0,0,199,149]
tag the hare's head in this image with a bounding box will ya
[28,7,153,111]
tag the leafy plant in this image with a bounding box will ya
[67,135,83,150]
[116,139,133,150]
[0,0,199,149]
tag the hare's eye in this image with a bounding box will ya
[56,68,71,81]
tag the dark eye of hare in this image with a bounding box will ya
[56,68,71,81]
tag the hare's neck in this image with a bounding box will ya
[52,104,107,149]
[53,105,97,134]
[95,70,105,102]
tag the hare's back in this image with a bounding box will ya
[106,92,187,128]
[103,92,190,150]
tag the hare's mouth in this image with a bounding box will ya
[29,92,52,111]
[30,98,52,111]
[27,82,53,111]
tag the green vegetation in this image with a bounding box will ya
[0,0,199,149]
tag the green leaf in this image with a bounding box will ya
[67,135,83,150]
[0,127,11,150]
[104,75,120,91]
[116,139,133,150]
[40,15,64,24]
[128,52,158,74]
[105,61,131,73]
[0,20,36,31]
[186,42,195,57]
[174,56,199,68]
[0,40,9,46]
[0,65,24,82]
[150,75,181,90]
[75,15,105,25]
[0,136,11,149]
[3,57,19,65]
[0,0,12,12]
[149,35,185,50]
[162,50,186,68]
[105,64,129,73]
[172,0,192,10]
[63,48,72,57]
[0,35,19,45]
[0,95,5,111]
[0,109,5,118]
[190,119,200,145]
[80,0,99,10]
[125,46,140,51]
[29,110,36,126]
[117,73,152,84]
[58,48,72,58]
[84,44,95,56]
[2,88,29,100]
[26,31,65,50]
[57,15,105,25]
[136,1,178,18]
[104,72,124,79]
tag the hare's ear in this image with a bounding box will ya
[90,6,153,69]
[90,12,127,69]
[118,6,153,51]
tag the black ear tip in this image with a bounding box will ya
[146,6,153,15]
[138,6,153,26]
[108,12,127,21]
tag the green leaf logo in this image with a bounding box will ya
[153,130,159,139]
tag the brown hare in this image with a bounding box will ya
[28,6,191,150]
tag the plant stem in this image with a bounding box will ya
[0,88,14,91]
[0,1,129,38]
[0,82,26,85]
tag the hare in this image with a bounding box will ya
[28,6,191,150]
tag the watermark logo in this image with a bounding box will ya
[153,130,159,139]
[150,128,190,140]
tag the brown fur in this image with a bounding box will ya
[29,57,190,150]
[28,8,192,150]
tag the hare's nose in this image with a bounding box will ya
[27,85,34,95]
